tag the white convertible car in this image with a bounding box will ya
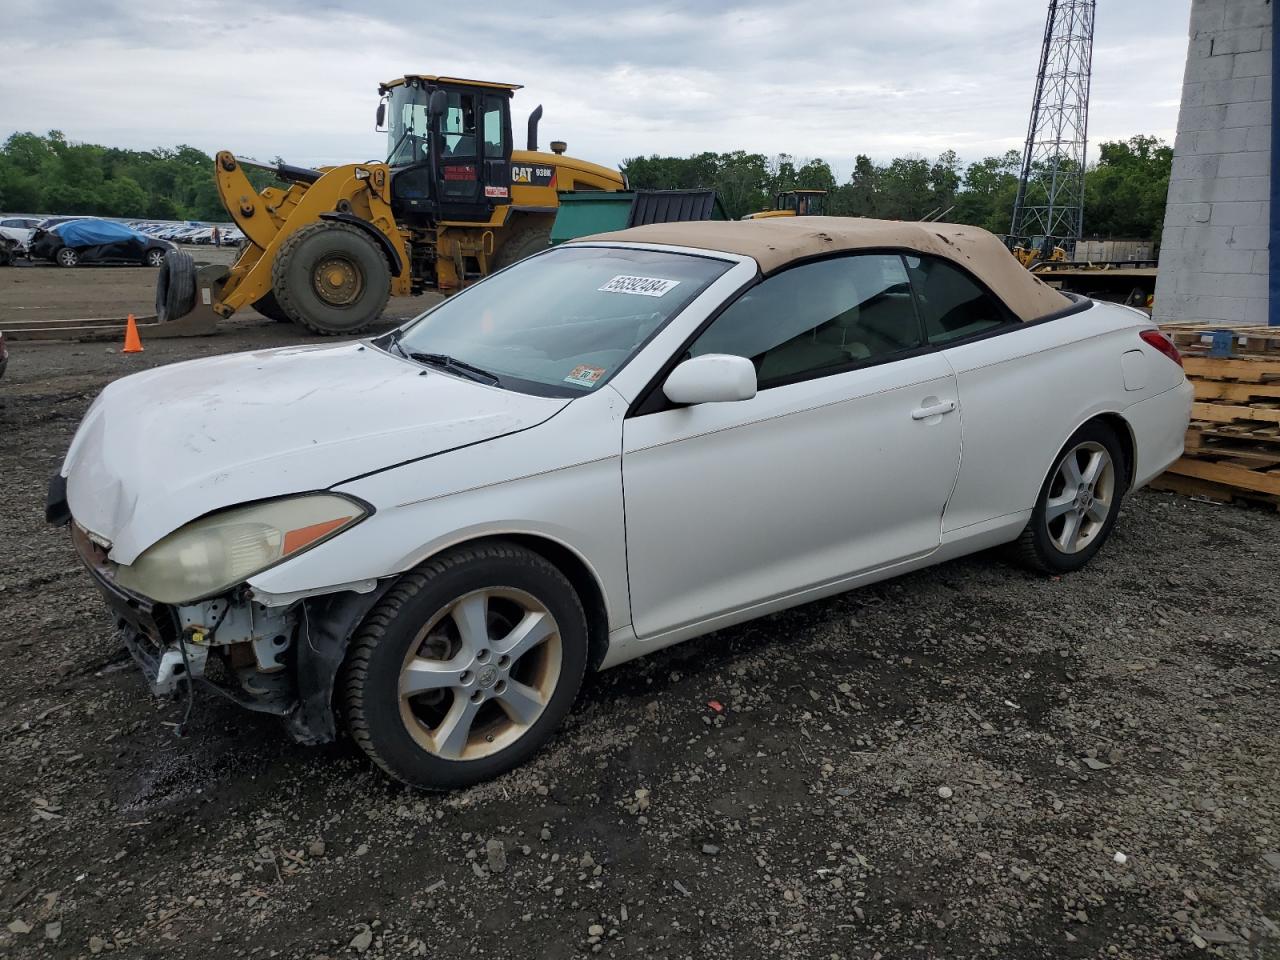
[50,218,1192,788]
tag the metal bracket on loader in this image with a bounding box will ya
[185,264,229,330]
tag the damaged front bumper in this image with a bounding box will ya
[66,518,386,745]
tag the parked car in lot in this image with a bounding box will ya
[29,218,174,268]
[0,215,42,252]
[49,218,1192,788]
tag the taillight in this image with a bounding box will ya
[1139,329,1182,367]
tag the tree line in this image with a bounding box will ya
[0,129,1173,242]
[0,131,277,222]
[622,135,1173,241]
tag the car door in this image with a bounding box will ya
[621,253,962,639]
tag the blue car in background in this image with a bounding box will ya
[28,218,174,268]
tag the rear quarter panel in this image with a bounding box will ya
[941,301,1181,534]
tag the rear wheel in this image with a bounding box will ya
[490,222,552,272]
[341,542,587,789]
[143,248,167,267]
[1013,421,1127,574]
[271,222,391,336]
[251,291,291,323]
[55,247,79,268]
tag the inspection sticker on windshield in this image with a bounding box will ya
[564,364,606,388]
[598,275,681,297]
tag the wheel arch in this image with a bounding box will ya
[1036,409,1138,500]
[1088,411,1137,492]
[470,532,611,673]
[317,211,404,277]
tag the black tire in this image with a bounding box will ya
[155,250,196,322]
[251,290,291,323]
[490,221,552,271]
[342,541,588,789]
[143,247,167,268]
[55,247,79,268]
[1013,420,1128,574]
[271,222,391,336]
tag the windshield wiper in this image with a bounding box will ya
[408,352,501,385]
[383,326,409,358]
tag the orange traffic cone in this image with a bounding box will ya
[122,314,143,354]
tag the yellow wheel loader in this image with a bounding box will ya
[1008,236,1068,269]
[742,189,829,220]
[156,75,625,335]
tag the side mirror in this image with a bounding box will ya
[375,101,386,129]
[663,354,757,405]
[428,90,448,118]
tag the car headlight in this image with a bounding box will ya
[114,494,367,604]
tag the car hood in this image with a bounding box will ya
[63,342,568,564]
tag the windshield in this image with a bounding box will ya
[387,84,431,166]
[392,246,732,397]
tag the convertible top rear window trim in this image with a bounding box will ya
[625,246,1096,419]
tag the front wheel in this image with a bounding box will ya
[341,542,588,789]
[271,222,391,335]
[1013,421,1127,574]
[55,247,79,268]
[144,248,167,267]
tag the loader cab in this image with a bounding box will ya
[777,189,827,216]
[741,188,829,219]
[379,75,516,225]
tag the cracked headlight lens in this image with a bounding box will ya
[114,494,366,603]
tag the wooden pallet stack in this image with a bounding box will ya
[1153,324,1280,509]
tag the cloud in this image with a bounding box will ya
[0,0,1192,173]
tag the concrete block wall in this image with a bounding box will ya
[1154,0,1273,326]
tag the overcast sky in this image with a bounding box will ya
[2,0,1191,176]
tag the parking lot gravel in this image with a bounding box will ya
[1,321,1277,959]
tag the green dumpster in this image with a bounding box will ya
[550,189,726,245]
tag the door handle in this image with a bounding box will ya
[911,399,957,420]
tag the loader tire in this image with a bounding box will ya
[271,222,391,336]
[251,291,291,323]
[490,222,552,271]
[155,250,197,322]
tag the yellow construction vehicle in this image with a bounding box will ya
[1008,236,1068,268]
[742,189,829,220]
[157,75,625,334]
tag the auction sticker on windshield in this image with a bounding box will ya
[598,275,681,297]
[564,365,606,388]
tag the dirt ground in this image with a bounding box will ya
[1,320,1278,960]
[0,247,441,324]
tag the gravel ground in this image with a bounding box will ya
[1,323,1277,959]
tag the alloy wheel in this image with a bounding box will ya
[1043,440,1115,554]
[397,588,562,761]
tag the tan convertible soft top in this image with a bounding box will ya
[575,216,1073,322]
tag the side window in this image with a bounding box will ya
[482,96,504,158]
[689,254,922,389]
[442,93,477,158]
[905,255,1012,345]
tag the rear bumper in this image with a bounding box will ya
[1125,379,1194,490]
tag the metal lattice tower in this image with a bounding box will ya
[1010,0,1095,253]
